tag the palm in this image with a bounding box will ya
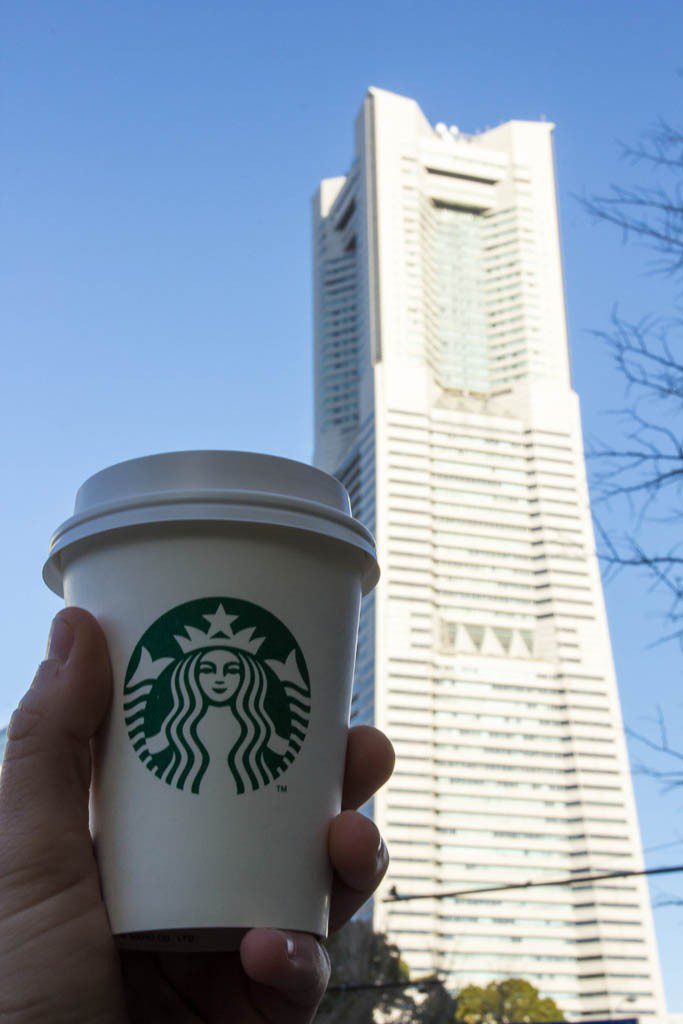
[122,947,351,1023]
[117,725,392,1023]
[0,609,393,1024]
[121,952,258,1022]
[1,699,391,1024]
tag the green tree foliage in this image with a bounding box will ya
[315,920,454,1023]
[419,980,457,1023]
[454,978,565,1024]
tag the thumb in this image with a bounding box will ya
[0,608,112,895]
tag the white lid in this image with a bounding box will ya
[43,451,379,596]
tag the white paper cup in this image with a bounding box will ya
[43,451,379,951]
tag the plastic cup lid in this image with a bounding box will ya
[43,451,379,596]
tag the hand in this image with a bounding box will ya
[0,608,394,1023]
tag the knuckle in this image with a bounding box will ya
[302,947,330,1006]
[287,936,331,1004]
[384,734,396,771]
[377,838,390,879]
[5,661,61,747]
[6,705,46,748]
[317,939,332,981]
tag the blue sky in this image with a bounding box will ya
[3,0,683,1009]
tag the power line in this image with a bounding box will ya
[644,837,683,853]
[328,975,442,993]
[324,864,683,1002]
[383,862,683,903]
[377,864,683,1008]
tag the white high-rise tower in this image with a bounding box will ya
[313,88,666,1022]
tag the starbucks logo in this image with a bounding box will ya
[123,598,311,795]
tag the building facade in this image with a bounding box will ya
[313,88,666,1022]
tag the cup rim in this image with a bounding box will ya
[44,488,380,597]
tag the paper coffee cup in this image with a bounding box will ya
[43,451,379,951]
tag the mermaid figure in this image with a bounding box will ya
[141,647,288,794]
[123,602,310,795]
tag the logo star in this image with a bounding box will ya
[203,603,239,638]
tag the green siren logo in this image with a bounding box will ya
[123,598,311,795]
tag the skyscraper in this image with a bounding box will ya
[313,88,666,1022]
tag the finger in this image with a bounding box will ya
[241,929,330,1024]
[0,608,112,898]
[341,725,394,811]
[328,810,389,932]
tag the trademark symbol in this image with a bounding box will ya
[277,784,288,793]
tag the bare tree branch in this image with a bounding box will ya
[584,106,683,895]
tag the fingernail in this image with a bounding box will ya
[376,838,389,874]
[284,934,296,959]
[47,616,74,663]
